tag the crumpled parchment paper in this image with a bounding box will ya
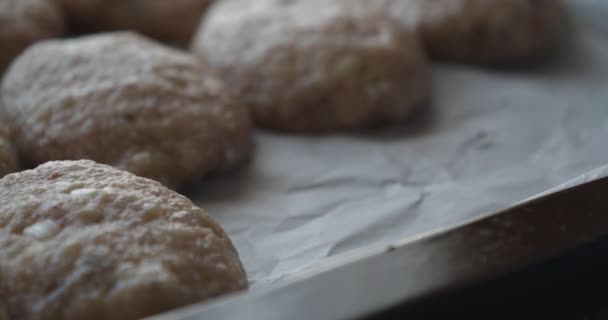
[186,0,608,286]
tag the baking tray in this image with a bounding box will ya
[150,0,608,318]
[150,167,608,319]
[184,0,608,287]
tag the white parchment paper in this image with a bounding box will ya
[186,0,608,286]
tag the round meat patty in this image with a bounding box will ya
[0,0,65,74]
[192,0,431,133]
[57,0,214,46]
[0,122,17,177]
[0,160,248,320]
[2,32,253,190]
[365,0,569,65]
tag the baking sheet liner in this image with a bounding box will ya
[185,0,608,286]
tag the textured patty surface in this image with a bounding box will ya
[192,0,431,132]
[2,32,253,189]
[0,160,248,320]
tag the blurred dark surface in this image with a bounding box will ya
[364,236,608,320]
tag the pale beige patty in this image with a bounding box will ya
[0,0,64,73]
[2,32,253,190]
[57,0,214,46]
[361,0,569,65]
[192,0,431,133]
[0,160,248,320]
